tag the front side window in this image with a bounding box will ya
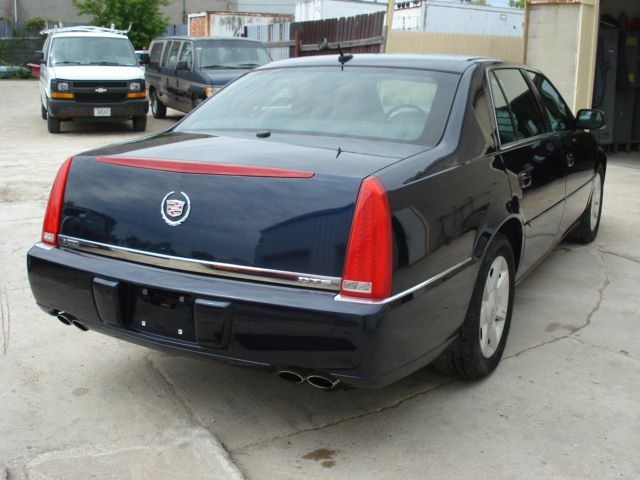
[526,71,573,132]
[48,36,137,66]
[493,69,546,141]
[176,67,459,146]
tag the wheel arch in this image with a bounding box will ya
[475,215,524,275]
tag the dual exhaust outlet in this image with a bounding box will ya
[56,311,89,331]
[277,368,340,391]
[55,312,337,390]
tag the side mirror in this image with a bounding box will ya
[176,60,189,71]
[138,53,150,65]
[33,51,44,64]
[575,109,605,130]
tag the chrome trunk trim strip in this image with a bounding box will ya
[334,257,475,305]
[56,235,342,291]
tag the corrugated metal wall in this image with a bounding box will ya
[246,23,291,61]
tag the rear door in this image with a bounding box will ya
[159,40,182,109]
[145,41,165,92]
[175,41,194,112]
[489,68,566,277]
[525,70,597,233]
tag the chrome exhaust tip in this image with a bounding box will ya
[306,374,340,391]
[71,320,89,331]
[277,369,306,384]
[56,312,72,326]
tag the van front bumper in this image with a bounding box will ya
[47,98,148,119]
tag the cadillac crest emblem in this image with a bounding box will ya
[161,191,191,226]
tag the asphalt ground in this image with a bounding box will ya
[1,79,639,479]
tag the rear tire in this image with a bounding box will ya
[41,103,47,120]
[132,115,147,132]
[567,166,604,244]
[47,114,61,133]
[434,234,515,380]
[150,90,166,119]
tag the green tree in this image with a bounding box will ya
[73,0,169,49]
[509,0,526,8]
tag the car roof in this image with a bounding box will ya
[261,54,504,73]
[152,36,263,43]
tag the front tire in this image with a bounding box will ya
[434,234,515,380]
[567,166,604,244]
[150,90,166,119]
[41,103,47,120]
[132,115,147,132]
[47,114,61,133]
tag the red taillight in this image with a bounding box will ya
[340,176,392,299]
[41,157,73,245]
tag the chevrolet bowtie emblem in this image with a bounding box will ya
[95,87,107,93]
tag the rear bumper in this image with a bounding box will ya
[47,98,148,119]
[27,244,475,388]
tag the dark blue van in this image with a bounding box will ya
[145,36,271,117]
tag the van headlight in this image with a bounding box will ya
[57,81,69,91]
[204,85,219,97]
[129,81,142,92]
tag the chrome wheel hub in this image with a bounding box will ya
[590,173,602,231]
[479,256,509,358]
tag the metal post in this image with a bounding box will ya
[383,0,394,52]
[14,0,18,22]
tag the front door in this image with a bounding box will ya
[489,68,566,277]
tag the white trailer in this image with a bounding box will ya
[394,1,524,36]
[295,0,386,22]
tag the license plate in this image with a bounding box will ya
[94,107,111,117]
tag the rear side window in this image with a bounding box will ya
[149,42,164,64]
[160,40,172,66]
[493,69,546,141]
[526,71,573,132]
[164,41,182,68]
[489,74,518,145]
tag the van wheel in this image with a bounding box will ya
[132,115,147,132]
[150,90,166,119]
[433,234,515,379]
[567,166,604,244]
[41,103,47,120]
[47,115,61,133]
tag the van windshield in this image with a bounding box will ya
[196,40,271,69]
[49,36,138,66]
[176,66,459,146]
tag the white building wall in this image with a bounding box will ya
[209,13,292,36]
[526,4,581,109]
[295,0,386,22]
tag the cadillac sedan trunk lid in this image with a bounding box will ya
[58,132,408,279]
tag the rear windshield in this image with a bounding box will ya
[49,36,138,67]
[196,40,271,69]
[176,66,459,145]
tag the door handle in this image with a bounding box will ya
[518,170,532,189]
[566,152,576,168]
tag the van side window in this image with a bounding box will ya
[179,42,193,70]
[493,69,546,140]
[149,42,164,65]
[164,41,182,69]
[160,40,173,66]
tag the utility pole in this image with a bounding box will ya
[14,0,18,22]
[384,0,394,52]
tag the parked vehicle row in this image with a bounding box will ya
[35,27,271,134]
[28,53,606,389]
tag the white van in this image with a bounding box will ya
[36,26,149,133]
